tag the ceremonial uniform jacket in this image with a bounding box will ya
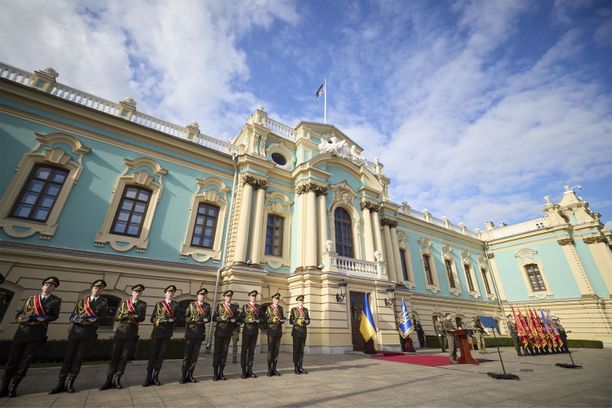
[289,306,310,338]
[240,302,262,336]
[213,302,240,337]
[150,299,180,339]
[114,298,147,339]
[184,301,211,340]
[14,294,62,342]
[265,304,285,338]
[434,320,444,335]
[68,296,107,340]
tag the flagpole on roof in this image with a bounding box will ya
[324,77,327,124]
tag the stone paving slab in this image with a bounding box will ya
[0,348,610,407]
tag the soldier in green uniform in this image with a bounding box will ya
[240,290,262,379]
[290,295,310,374]
[212,290,239,381]
[265,292,285,377]
[50,279,107,394]
[506,314,523,356]
[442,313,457,363]
[143,285,179,387]
[472,316,487,354]
[0,277,61,398]
[99,284,147,390]
[434,315,446,352]
[180,287,211,384]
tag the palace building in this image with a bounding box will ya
[1,62,611,350]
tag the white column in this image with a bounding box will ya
[361,206,375,261]
[234,180,253,263]
[305,189,318,269]
[296,192,306,269]
[249,186,266,264]
[390,227,404,281]
[318,192,328,264]
[382,224,397,282]
[371,210,384,257]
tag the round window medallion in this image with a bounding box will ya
[271,152,287,166]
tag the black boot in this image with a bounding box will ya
[213,366,220,381]
[143,368,154,387]
[7,378,21,398]
[241,366,248,379]
[179,371,187,384]
[219,365,227,380]
[0,379,9,398]
[99,373,114,391]
[273,361,281,376]
[299,361,308,374]
[113,374,123,389]
[49,375,67,394]
[187,369,197,383]
[153,369,162,386]
[248,365,257,378]
[294,362,300,374]
[65,374,76,393]
[266,361,273,377]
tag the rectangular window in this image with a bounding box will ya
[525,264,546,292]
[265,214,284,256]
[423,254,434,285]
[399,249,409,281]
[10,165,69,223]
[445,259,456,288]
[464,264,475,291]
[111,186,152,238]
[481,268,492,294]
[191,203,219,248]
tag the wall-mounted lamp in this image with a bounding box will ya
[336,279,347,303]
[384,285,395,307]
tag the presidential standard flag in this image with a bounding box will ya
[315,81,325,99]
[398,298,414,338]
[359,293,377,342]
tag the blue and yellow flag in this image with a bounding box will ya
[359,293,377,342]
[398,298,414,338]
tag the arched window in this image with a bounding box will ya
[111,186,152,238]
[0,288,15,323]
[174,299,194,328]
[399,249,409,281]
[334,207,354,258]
[98,295,121,328]
[444,259,456,288]
[524,263,546,292]
[464,264,475,292]
[265,214,284,256]
[481,267,492,295]
[423,254,434,285]
[191,202,220,249]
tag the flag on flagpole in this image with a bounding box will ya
[398,298,414,338]
[315,81,325,99]
[359,293,377,342]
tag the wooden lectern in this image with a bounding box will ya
[451,329,479,365]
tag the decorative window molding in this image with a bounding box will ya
[440,245,461,296]
[0,132,91,240]
[514,248,553,299]
[477,255,496,300]
[397,231,415,289]
[418,238,439,293]
[95,157,167,253]
[266,142,296,171]
[262,191,292,269]
[328,182,362,260]
[180,177,230,263]
[460,251,480,299]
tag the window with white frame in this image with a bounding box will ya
[265,214,284,256]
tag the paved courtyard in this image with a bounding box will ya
[0,347,610,407]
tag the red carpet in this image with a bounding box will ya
[375,350,405,356]
[374,354,492,367]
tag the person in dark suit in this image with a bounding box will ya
[414,320,426,348]
[143,285,179,387]
[50,279,107,394]
[99,284,147,390]
[180,288,211,384]
[212,290,239,381]
[240,290,262,379]
[265,293,285,377]
[0,277,62,398]
[290,295,310,374]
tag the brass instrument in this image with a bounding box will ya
[116,301,138,325]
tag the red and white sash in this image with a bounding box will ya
[195,301,205,316]
[247,303,260,317]
[83,297,96,318]
[297,306,305,317]
[271,304,280,317]
[127,299,136,313]
[161,300,174,317]
[33,295,45,316]
[223,303,234,318]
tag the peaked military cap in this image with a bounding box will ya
[197,287,208,295]
[42,276,60,287]
[296,295,304,301]
[248,290,258,297]
[223,290,234,297]
[271,292,281,299]
[91,279,107,288]
[131,284,145,292]
[165,285,177,293]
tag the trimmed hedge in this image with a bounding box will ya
[0,338,187,365]
[424,335,603,349]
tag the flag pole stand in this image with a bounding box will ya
[486,330,520,380]
[555,348,582,369]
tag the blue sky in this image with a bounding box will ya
[1,0,611,230]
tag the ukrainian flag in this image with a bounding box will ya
[359,293,377,342]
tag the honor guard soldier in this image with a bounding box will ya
[240,290,262,379]
[1,277,61,398]
[143,285,179,387]
[50,279,107,394]
[100,284,146,391]
[180,287,211,384]
[265,292,285,377]
[290,295,310,374]
[212,290,239,381]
